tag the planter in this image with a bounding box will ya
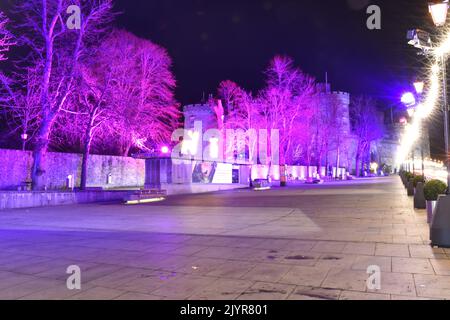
[414,182,426,209]
[430,195,450,247]
[426,200,437,224]
[407,179,415,196]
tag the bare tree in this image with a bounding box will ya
[218,80,260,163]
[350,95,384,177]
[54,62,113,190]
[6,67,42,150]
[258,55,317,166]
[0,12,14,62]
[314,94,348,178]
[97,29,180,157]
[218,80,244,117]
[14,0,113,190]
[0,11,15,111]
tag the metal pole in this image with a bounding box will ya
[442,54,450,191]
[421,145,425,178]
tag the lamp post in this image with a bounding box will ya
[20,133,28,151]
[428,1,450,248]
[401,92,417,173]
[429,1,450,191]
[414,81,426,178]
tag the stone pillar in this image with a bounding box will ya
[145,157,173,189]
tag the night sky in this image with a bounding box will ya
[0,0,445,157]
[114,0,432,105]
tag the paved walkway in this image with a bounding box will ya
[0,176,449,300]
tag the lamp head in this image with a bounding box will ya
[429,2,449,27]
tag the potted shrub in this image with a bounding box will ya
[407,177,415,196]
[424,180,447,223]
[414,181,426,209]
[403,172,413,187]
[413,175,425,188]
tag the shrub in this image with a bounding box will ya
[413,175,425,188]
[404,172,413,180]
[424,180,447,201]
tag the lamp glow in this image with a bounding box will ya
[161,146,170,154]
[429,2,449,27]
[414,81,425,94]
[401,92,416,106]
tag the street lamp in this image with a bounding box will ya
[430,1,450,191]
[21,133,28,151]
[414,81,427,178]
[401,92,416,106]
[428,1,450,248]
[429,1,449,27]
[401,92,417,173]
[414,81,425,95]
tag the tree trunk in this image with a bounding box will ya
[335,145,340,179]
[355,143,361,177]
[31,114,54,190]
[360,145,367,177]
[123,143,132,157]
[80,129,93,190]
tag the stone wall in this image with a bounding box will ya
[0,190,135,210]
[0,149,145,190]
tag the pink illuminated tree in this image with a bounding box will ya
[95,29,180,157]
[218,80,260,163]
[258,55,317,166]
[14,0,113,190]
[0,12,15,108]
[0,12,14,62]
[52,29,179,189]
[4,67,42,151]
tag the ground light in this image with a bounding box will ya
[253,186,271,191]
[125,197,166,205]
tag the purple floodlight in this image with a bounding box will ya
[401,92,416,107]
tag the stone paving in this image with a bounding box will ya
[0,176,449,300]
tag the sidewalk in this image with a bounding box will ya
[0,176,448,300]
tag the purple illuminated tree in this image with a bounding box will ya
[0,12,13,62]
[95,29,180,157]
[0,12,14,107]
[350,95,384,177]
[4,67,42,151]
[258,55,317,166]
[218,80,260,162]
[14,0,113,190]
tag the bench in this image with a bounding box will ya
[253,179,271,190]
[125,188,167,204]
[18,181,32,191]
